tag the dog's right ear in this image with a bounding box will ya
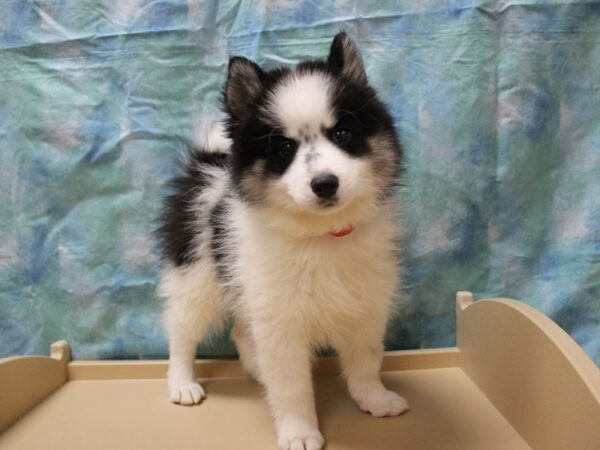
[327,32,367,85]
[225,57,265,121]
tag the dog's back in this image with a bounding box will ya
[157,126,231,268]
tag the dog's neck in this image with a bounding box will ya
[246,198,389,240]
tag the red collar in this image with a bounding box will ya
[329,224,354,237]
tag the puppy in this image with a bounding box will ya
[157,32,407,450]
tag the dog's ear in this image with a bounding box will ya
[225,57,265,120]
[327,32,367,85]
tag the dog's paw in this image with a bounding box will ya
[168,381,205,405]
[278,430,324,450]
[355,389,409,417]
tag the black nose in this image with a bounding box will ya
[311,173,339,199]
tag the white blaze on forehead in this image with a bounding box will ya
[265,72,335,137]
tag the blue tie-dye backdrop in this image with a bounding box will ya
[1,0,599,364]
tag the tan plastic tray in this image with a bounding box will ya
[1,292,599,450]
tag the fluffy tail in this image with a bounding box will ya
[194,121,231,153]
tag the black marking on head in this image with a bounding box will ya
[326,79,399,159]
[156,148,230,267]
[222,64,300,201]
[233,120,298,175]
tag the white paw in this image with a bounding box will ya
[168,381,205,405]
[278,430,324,450]
[355,389,409,417]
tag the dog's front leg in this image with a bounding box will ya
[336,332,409,417]
[253,324,324,450]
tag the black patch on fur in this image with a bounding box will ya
[222,66,303,198]
[156,147,230,267]
[329,79,403,188]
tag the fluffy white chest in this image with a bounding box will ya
[231,208,400,342]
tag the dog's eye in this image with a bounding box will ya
[278,140,297,157]
[333,128,352,144]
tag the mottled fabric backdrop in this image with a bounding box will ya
[1,0,599,364]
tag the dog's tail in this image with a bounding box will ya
[193,120,231,154]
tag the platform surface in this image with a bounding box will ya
[0,367,529,450]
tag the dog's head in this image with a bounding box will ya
[223,32,401,234]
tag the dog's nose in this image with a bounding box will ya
[311,173,339,199]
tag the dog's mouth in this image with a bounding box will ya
[317,197,338,209]
[309,196,352,216]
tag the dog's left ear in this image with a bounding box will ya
[327,32,367,85]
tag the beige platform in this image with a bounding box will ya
[1,292,599,450]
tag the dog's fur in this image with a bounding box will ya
[157,32,407,450]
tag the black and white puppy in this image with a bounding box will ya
[157,32,407,450]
